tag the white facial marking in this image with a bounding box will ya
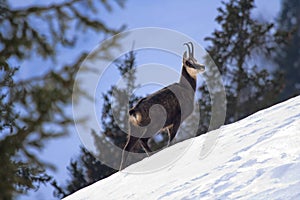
[186,67,198,79]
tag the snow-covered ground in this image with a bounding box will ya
[64,96,300,200]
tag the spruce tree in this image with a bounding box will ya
[198,0,284,134]
[0,0,124,199]
[52,51,142,198]
[275,0,300,100]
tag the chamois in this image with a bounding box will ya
[120,42,205,170]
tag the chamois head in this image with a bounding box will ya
[183,42,205,77]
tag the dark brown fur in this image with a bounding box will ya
[119,43,205,170]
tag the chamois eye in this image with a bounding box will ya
[185,60,192,67]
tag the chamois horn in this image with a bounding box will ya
[187,42,194,58]
[183,42,192,57]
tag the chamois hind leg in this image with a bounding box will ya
[120,122,148,170]
[120,135,139,171]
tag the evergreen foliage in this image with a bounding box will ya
[198,0,284,135]
[0,0,124,199]
[52,51,140,198]
[275,0,300,100]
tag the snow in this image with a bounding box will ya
[63,96,300,200]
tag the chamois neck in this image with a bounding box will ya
[179,66,197,91]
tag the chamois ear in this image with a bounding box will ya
[183,51,187,59]
[183,51,188,64]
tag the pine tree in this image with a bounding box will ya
[0,0,124,199]
[52,51,142,198]
[275,0,300,100]
[52,147,114,198]
[197,0,284,134]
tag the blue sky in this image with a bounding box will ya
[16,0,281,199]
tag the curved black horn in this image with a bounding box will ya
[183,42,191,57]
[188,42,194,58]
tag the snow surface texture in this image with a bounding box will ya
[64,96,300,200]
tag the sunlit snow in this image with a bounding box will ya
[64,96,300,200]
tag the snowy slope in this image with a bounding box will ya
[64,96,300,200]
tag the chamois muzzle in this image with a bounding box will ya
[183,42,205,72]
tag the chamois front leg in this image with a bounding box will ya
[120,123,148,170]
